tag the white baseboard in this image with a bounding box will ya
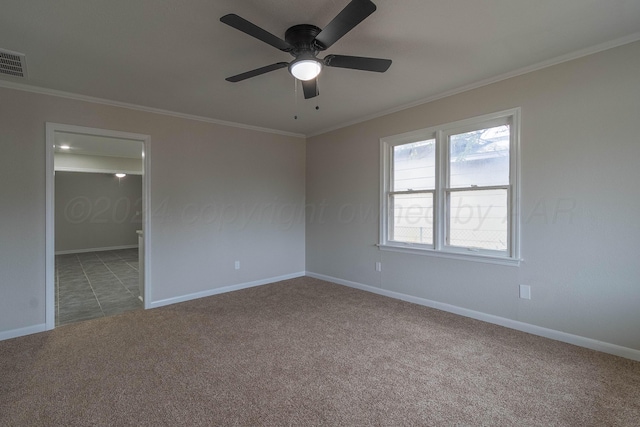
[7,272,638,362]
[55,245,138,255]
[0,272,305,342]
[149,271,307,310]
[306,272,640,362]
[0,323,47,342]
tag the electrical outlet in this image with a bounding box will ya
[234,261,240,270]
[375,262,382,272]
[519,284,531,300]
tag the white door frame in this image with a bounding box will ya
[45,123,152,330]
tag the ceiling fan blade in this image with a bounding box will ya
[324,54,391,72]
[226,62,289,82]
[314,0,377,50]
[301,78,319,99]
[220,14,292,52]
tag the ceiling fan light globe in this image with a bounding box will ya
[290,59,322,81]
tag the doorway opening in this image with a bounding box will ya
[45,123,151,330]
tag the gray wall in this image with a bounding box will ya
[0,88,305,334]
[55,171,142,253]
[2,40,639,355]
[306,41,640,351]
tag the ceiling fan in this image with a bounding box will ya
[220,0,392,99]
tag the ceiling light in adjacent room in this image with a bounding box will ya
[289,58,322,81]
[115,173,126,178]
[59,145,71,150]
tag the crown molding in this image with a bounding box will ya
[2,33,638,140]
[0,80,305,139]
[307,32,640,138]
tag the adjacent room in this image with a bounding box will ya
[53,132,145,325]
[1,0,639,425]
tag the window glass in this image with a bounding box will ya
[393,139,435,191]
[449,125,510,188]
[448,189,508,251]
[390,193,433,245]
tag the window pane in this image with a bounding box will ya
[390,193,433,245]
[448,189,508,251]
[393,139,435,191]
[449,125,509,188]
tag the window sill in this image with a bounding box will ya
[378,244,521,267]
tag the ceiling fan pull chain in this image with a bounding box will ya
[294,78,299,119]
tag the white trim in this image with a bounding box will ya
[47,123,150,144]
[435,129,445,251]
[148,272,306,309]
[510,109,522,260]
[46,123,152,329]
[45,123,55,330]
[0,81,305,139]
[378,244,521,266]
[142,133,151,309]
[0,324,46,342]
[305,272,640,362]
[55,245,138,255]
[55,166,142,175]
[379,140,388,249]
[308,32,640,137]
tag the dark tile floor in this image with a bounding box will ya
[55,248,142,326]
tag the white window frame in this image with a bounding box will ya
[380,108,521,266]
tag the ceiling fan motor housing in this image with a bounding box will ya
[284,24,324,58]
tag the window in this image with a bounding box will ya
[380,109,520,264]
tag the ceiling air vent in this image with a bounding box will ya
[0,49,27,78]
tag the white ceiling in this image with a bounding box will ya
[1,0,639,136]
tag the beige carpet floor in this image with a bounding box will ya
[1,277,639,426]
